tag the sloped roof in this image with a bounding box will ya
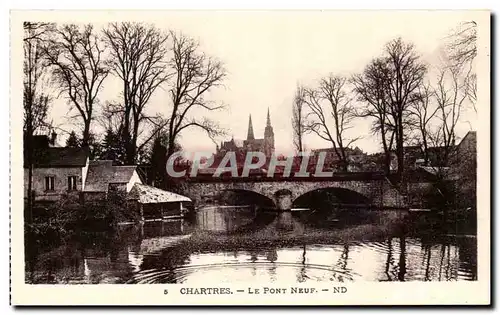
[28,147,89,168]
[127,183,191,204]
[459,131,477,146]
[83,160,137,192]
[417,166,458,180]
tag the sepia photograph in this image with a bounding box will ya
[10,9,490,305]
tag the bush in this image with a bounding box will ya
[107,188,140,224]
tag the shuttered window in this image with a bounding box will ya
[45,176,55,191]
[68,176,77,191]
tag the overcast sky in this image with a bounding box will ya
[46,10,485,155]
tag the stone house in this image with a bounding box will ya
[24,135,90,202]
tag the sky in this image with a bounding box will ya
[44,10,486,155]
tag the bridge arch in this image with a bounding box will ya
[292,187,373,210]
[216,188,275,208]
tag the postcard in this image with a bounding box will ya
[10,9,490,306]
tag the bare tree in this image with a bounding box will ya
[98,102,125,135]
[24,23,52,135]
[291,84,306,154]
[447,21,477,66]
[408,82,439,165]
[103,22,171,164]
[446,21,477,112]
[384,38,427,179]
[166,32,227,159]
[44,24,109,146]
[430,64,469,167]
[351,58,395,175]
[23,22,53,224]
[303,74,358,172]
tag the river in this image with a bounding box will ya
[26,206,477,284]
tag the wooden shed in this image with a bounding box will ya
[127,183,192,221]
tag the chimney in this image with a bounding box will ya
[50,131,57,146]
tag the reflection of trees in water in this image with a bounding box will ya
[457,238,477,280]
[335,244,350,282]
[398,236,407,281]
[438,243,446,281]
[423,244,432,281]
[266,248,278,282]
[245,246,279,281]
[250,251,258,277]
[294,243,353,282]
[384,236,477,282]
[383,238,397,281]
[393,236,461,282]
[296,244,307,282]
[417,239,461,282]
[437,243,458,281]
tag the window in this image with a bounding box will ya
[45,176,55,191]
[68,176,78,191]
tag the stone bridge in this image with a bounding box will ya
[182,172,407,211]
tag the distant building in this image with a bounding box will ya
[455,131,476,163]
[451,131,477,204]
[309,146,367,172]
[214,109,275,164]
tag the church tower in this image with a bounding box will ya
[264,108,275,158]
[247,114,255,140]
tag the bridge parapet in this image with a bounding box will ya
[182,175,407,210]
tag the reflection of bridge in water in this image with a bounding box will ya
[183,172,407,211]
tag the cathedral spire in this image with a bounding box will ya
[247,114,255,140]
[266,108,271,127]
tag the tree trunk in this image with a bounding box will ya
[380,125,391,175]
[26,135,34,225]
[422,135,429,166]
[82,120,91,147]
[396,113,404,181]
[383,151,392,175]
[122,105,135,165]
[126,118,140,165]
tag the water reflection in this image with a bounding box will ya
[196,205,257,232]
[27,206,477,284]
